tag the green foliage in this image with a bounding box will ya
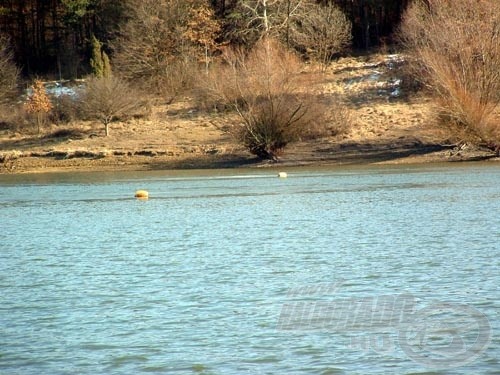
[62,0,92,25]
[90,35,111,78]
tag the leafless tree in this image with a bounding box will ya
[112,0,219,101]
[229,0,307,44]
[287,1,351,69]
[0,35,19,105]
[81,76,145,136]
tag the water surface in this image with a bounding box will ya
[1,164,499,374]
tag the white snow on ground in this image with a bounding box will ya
[344,54,406,100]
[24,79,85,99]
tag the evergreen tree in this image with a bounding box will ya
[90,35,111,78]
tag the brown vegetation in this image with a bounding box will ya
[112,0,217,101]
[1,0,500,174]
[400,0,500,148]
[201,39,331,160]
[287,1,351,69]
[80,76,146,136]
[24,80,53,134]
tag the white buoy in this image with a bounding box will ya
[278,172,288,178]
[135,190,149,199]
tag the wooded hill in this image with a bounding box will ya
[0,0,409,78]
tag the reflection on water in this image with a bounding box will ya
[0,164,499,374]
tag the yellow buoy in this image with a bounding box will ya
[135,190,149,199]
[278,172,288,178]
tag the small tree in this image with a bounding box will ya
[288,2,351,69]
[90,35,112,78]
[24,80,53,134]
[82,75,143,136]
[184,2,221,73]
[0,35,19,104]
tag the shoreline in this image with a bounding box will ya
[2,54,498,176]
[1,142,498,175]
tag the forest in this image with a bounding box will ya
[0,0,409,78]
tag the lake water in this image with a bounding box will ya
[1,164,499,374]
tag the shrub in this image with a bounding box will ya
[202,38,328,160]
[287,2,352,69]
[0,104,29,133]
[80,75,146,136]
[49,94,80,125]
[400,0,500,147]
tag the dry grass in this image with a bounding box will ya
[0,104,29,133]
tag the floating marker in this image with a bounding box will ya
[135,190,149,199]
[278,172,288,178]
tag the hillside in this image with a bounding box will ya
[0,53,498,174]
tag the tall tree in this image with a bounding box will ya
[113,0,220,99]
[0,34,19,104]
[0,0,128,77]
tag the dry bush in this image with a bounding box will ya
[0,35,19,105]
[201,38,329,160]
[400,0,500,146]
[80,75,147,136]
[49,94,81,125]
[326,100,353,136]
[287,1,351,69]
[0,104,30,133]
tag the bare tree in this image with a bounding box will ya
[228,0,306,44]
[112,0,219,100]
[400,0,500,147]
[0,35,19,105]
[81,76,145,136]
[287,2,351,69]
